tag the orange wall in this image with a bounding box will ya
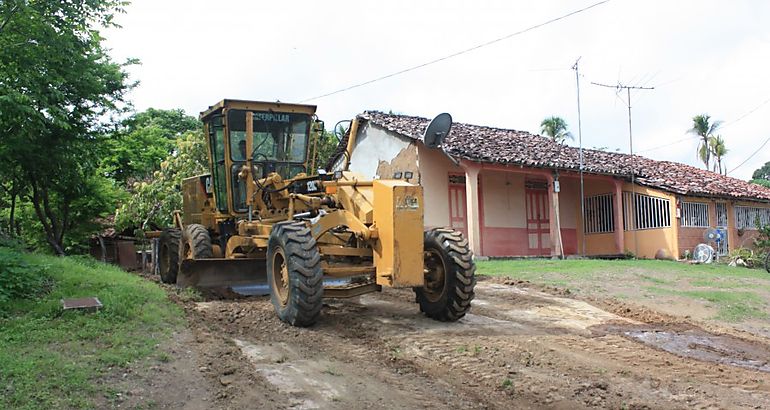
[579,179,618,256]
[622,184,678,259]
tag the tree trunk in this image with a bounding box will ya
[8,189,16,236]
[28,177,66,256]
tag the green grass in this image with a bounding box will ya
[479,258,770,279]
[0,249,183,409]
[477,258,770,323]
[645,286,768,322]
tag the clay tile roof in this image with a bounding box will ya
[359,111,770,202]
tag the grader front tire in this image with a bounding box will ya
[267,221,323,327]
[415,228,476,321]
[182,224,214,260]
[159,228,181,284]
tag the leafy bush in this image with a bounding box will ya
[0,248,51,304]
[115,130,208,231]
[755,224,770,251]
[727,247,767,269]
[0,233,24,251]
[755,224,770,267]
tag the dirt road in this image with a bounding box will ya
[148,276,770,409]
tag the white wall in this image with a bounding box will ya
[348,123,412,179]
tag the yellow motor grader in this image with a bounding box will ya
[158,99,475,326]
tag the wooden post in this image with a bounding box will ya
[613,179,625,254]
[463,164,482,256]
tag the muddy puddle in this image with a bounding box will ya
[599,325,770,373]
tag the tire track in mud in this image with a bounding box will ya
[169,277,770,409]
[368,283,770,409]
[189,297,494,409]
[547,334,770,409]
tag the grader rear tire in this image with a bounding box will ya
[181,224,214,261]
[415,228,476,321]
[159,228,181,284]
[267,221,323,327]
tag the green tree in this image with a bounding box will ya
[115,131,208,231]
[0,0,133,255]
[752,161,770,181]
[101,108,201,184]
[689,114,722,170]
[752,179,770,189]
[748,160,770,188]
[540,116,573,143]
[312,122,348,172]
[709,135,728,175]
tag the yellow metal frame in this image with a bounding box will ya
[179,100,428,296]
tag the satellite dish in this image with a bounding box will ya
[693,243,715,264]
[423,113,452,149]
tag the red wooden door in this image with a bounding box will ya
[526,188,550,255]
[448,174,467,237]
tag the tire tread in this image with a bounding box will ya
[415,228,476,322]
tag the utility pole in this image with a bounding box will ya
[572,57,586,257]
[591,81,654,257]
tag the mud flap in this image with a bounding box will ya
[177,258,268,295]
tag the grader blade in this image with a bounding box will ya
[177,258,268,294]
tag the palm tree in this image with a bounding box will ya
[689,114,722,170]
[540,116,573,143]
[709,135,728,174]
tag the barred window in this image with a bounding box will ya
[680,201,709,227]
[622,192,671,231]
[735,206,770,229]
[584,193,615,234]
[715,203,728,227]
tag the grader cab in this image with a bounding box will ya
[158,99,475,326]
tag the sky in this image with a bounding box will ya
[103,0,770,181]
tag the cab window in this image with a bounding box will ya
[207,116,228,212]
[227,110,310,166]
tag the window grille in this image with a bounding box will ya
[584,193,615,234]
[622,192,671,231]
[735,206,770,229]
[680,202,709,227]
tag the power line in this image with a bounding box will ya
[727,136,770,175]
[722,96,770,129]
[637,135,698,153]
[299,0,613,103]
[591,81,654,257]
[636,95,770,154]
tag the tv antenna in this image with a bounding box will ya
[591,81,654,256]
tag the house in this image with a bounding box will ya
[338,111,770,259]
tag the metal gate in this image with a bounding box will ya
[716,202,729,256]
